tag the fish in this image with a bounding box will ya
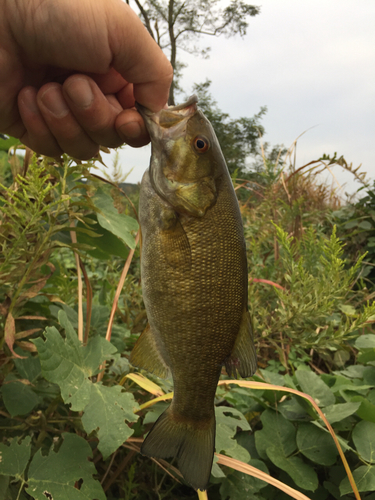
[130,95,257,491]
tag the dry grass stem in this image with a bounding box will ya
[216,454,311,500]
[97,231,140,382]
[70,221,83,342]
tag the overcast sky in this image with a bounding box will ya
[107,0,375,196]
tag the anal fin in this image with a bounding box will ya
[130,324,170,379]
[225,309,257,378]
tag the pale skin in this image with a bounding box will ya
[0,0,173,159]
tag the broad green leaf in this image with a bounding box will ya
[93,189,138,249]
[0,136,20,151]
[33,310,116,411]
[77,215,129,259]
[254,409,296,460]
[296,423,338,465]
[219,460,269,499]
[358,220,373,230]
[266,447,319,492]
[353,421,375,463]
[364,366,375,386]
[81,384,139,459]
[0,436,31,480]
[211,456,226,478]
[215,407,251,462]
[33,325,91,411]
[14,349,41,382]
[215,406,251,432]
[1,377,39,417]
[278,396,311,421]
[322,402,361,424]
[26,433,105,500]
[349,397,375,423]
[338,365,366,379]
[340,465,375,495]
[295,369,335,407]
[356,334,375,349]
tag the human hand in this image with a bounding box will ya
[0,0,173,159]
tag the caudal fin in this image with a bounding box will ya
[141,406,215,491]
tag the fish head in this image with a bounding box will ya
[137,95,226,217]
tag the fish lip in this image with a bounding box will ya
[135,95,198,132]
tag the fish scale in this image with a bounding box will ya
[130,95,257,491]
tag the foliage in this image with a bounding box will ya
[1,135,375,500]
[192,80,266,175]
[332,180,375,286]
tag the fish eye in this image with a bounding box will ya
[193,136,209,153]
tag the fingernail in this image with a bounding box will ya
[21,89,40,115]
[40,87,69,118]
[65,78,94,108]
[119,121,142,139]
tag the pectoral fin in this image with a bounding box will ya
[225,309,257,378]
[130,324,170,379]
[159,209,191,270]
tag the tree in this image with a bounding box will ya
[129,0,260,104]
[192,80,265,175]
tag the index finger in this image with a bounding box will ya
[108,3,173,112]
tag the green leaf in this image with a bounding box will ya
[339,304,356,316]
[76,215,129,260]
[211,456,226,478]
[0,436,31,480]
[26,433,105,500]
[215,407,251,462]
[14,349,41,382]
[352,421,375,463]
[356,399,375,423]
[254,409,296,460]
[322,402,361,424]
[33,310,116,411]
[266,447,319,492]
[340,465,375,495]
[1,377,39,417]
[356,334,375,349]
[219,460,269,499]
[278,396,311,421]
[0,136,21,151]
[93,189,138,249]
[295,369,336,407]
[296,423,338,465]
[81,384,139,459]
[358,220,373,230]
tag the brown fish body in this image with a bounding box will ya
[130,96,257,490]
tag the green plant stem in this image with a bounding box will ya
[16,479,26,500]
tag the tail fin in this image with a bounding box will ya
[141,406,215,491]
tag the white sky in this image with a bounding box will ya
[107,0,375,195]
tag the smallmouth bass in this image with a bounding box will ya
[130,95,257,491]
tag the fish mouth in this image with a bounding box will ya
[136,95,198,139]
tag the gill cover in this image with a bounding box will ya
[136,95,220,217]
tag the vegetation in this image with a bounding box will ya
[0,135,374,500]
